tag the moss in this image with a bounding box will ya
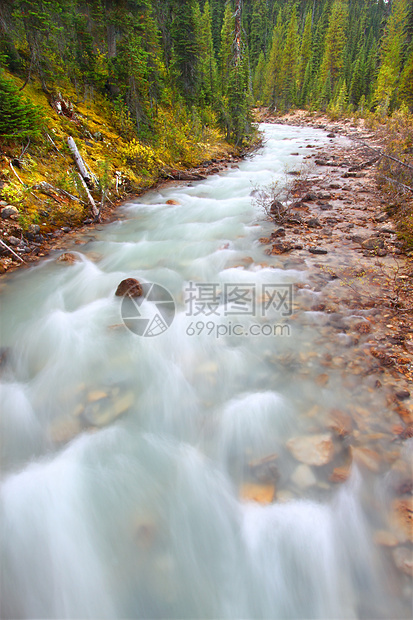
[0,74,235,234]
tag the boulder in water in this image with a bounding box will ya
[115,278,143,298]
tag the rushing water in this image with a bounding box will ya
[0,124,410,619]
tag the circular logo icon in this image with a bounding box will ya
[120,282,175,337]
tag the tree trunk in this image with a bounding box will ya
[67,137,92,186]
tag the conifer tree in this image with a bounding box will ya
[318,0,348,108]
[281,6,299,110]
[263,10,283,109]
[298,10,312,104]
[374,0,410,112]
[253,50,265,103]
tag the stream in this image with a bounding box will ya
[0,124,411,619]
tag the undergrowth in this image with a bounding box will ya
[0,72,234,233]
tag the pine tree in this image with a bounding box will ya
[318,0,348,108]
[219,2,234,90]
[298,10,312,104]
[169,0,199,102]
[198,0,219,107]
[373,0,410,112]
[252,50,265,103]
[250,0,268,68]
[281,6,299,110]
[263,10,283,109]
[399,45,413,110]
[0,70,42,139]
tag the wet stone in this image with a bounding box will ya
[291,464,317,489]
[1,206,19,219]
[239,482,275,504]
[115,278,143,297]
[287,433,335,466]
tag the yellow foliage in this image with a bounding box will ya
[118,139,163,172]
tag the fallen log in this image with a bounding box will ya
[68,136,93,186]
[164,169,207,181]
[77,173,100,219]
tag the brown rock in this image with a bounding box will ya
[361,237,384,250]
[249,453,279,483]
[329,466,351,483]
[315,373,329,387]
[57,252,80,264]
[166,199,180,205]
[391,498,413,543]
[115,278,143,298]
[48,416,82,443]
[328,409,353,438]
[350,446,381,472]
[239,482,275,504]
[287,433,334,466]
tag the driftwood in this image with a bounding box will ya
[0,239,26,263]
[77,173,99,219]
[68,136,92,186]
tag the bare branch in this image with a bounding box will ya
[0,239,26,263]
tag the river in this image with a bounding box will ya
[0,124,411,619]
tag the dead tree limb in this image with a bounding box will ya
[34,181,83,203]
[0,239,26,263]
[68,136,92,186]
[351,139,413,172]
[77,173,99,219]
[9,161,26,186]
[379,174,413,194]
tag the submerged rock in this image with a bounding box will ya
[57,252,80,264]
[239,482,275,504]
[291,464,317,489]
[286,433,334,466]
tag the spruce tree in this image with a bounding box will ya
[318,0,348,108]
[373,0,410,112]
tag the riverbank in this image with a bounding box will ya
[0,151,247,275]
[253,111,413,472]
